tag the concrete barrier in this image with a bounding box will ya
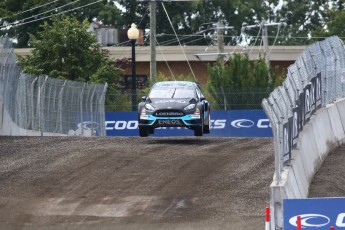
[336,98,345,132]
[271,98,345,229]
[0,96,2,130]
[327,103,345,141]
[0,98,65,136]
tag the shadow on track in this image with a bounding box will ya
[144,137,220,146]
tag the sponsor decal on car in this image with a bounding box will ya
[155,111,184,116]
[157,119,182,125]
[155,99,187,104]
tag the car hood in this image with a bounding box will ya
[148,98,194,110]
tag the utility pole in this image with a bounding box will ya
[242,21,287,83]
[261,20,269,73]
[149,1,157,83]
[193,23,233,63]
[139,0,202,83]
[217,21,225,66]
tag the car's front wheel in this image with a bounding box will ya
[139,126,149,137]
[194,125,203,136]
[148,127,154,134]
[203,113,210,134]
[194,117,204,136]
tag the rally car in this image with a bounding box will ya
[138,81,211,137]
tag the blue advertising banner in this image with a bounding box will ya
[284,198,345,229]
[105,110,272,137]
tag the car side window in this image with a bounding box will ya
[196,88,203,99]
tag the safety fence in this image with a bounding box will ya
[106,87,271,112]
[261,36,345,229]
[0,36,108,136]
[262,36,345,181]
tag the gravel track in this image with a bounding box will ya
[0,136,275,230]
[309,144,345,198]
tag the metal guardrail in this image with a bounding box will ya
[0,36,108,136]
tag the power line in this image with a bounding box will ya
[6,0,80,28]
[20,0,61,14]
[267,23,283,58]
[0,0,61,22]
[158,28,213,46]
[155,37,176,80]
[0,0,102,30]
[161,2,197,81]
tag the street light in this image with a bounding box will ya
[127,23,139,111]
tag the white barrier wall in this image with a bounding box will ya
[270,98,345,229]
[0,96,3,130]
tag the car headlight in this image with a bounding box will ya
[184,104,196,111]
[145,103,155,111]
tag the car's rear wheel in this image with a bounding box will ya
[139,126,149,137]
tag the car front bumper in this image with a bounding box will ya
[139,114,202,127]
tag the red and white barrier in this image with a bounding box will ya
[265,206,270,230]
[297,215,302,230]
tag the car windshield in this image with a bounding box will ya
[149,87,195,99]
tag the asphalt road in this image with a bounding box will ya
[0,136,274,230]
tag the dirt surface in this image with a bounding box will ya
[0,136,274,230]
[309,144,345,198]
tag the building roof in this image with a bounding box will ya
[103,45,305,62]
[14,45,306,62]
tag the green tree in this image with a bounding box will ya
[17,15,124,111]
[3,0,341,47]
[118,0,271,46]
[271,0,335,45]
[312,8,345,39]
[18,15,121,82]
[207,54,282,110]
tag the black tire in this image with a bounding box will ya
[148,127,154,134]
[194,125,203,136]
[194,117,204,136]
[139,126,149,137]
[203,113,210,134]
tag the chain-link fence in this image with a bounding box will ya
[105,87,271,112]
[205,87,271,110]
[0,36,108,136]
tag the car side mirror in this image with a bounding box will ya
[200,96,206,101]
[141,96,147,101]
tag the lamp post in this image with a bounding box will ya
[127,23,139,111]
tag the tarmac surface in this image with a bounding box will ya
[0,136,342,230]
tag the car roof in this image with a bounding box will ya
[152,81,199,88]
